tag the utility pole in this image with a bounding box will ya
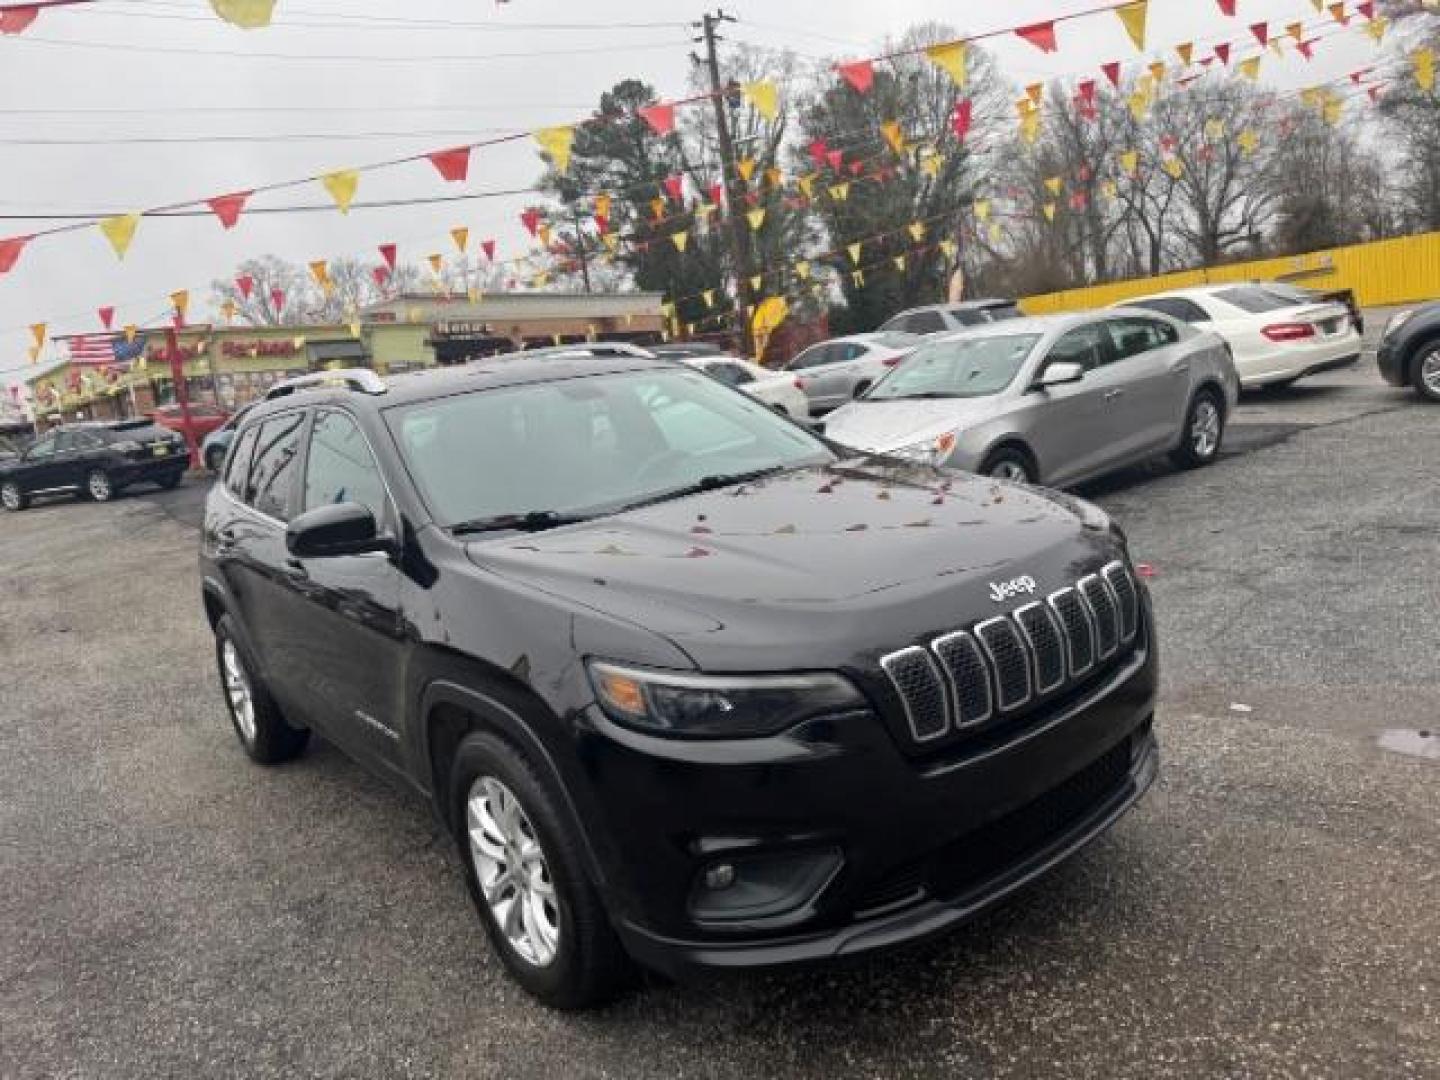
[570,207,593,294]
[694,9,756,356]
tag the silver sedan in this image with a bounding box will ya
[822,311,1240,487]
[783,332,921,415]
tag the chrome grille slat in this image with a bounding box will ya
[1014,601,1067,695]
[1102,560,1139,643]
[933,630,993,727]
[879,647,950,743]
[973,617,1032,713]
[1048,587,1096,678]
[1079,574,1120,660]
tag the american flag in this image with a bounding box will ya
[65,334,144,366]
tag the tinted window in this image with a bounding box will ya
[1129,297,1210,324]
[1214,286,1296,314]
[54,431,81,452]
[225,425,259,499]
[981,303,1020,321]
[389,368,831,527]
[1105,317,1177,360]
[25,434,57,459]
[246,412,306,521]
[905,311,949,334]
[704,362,756,387]
[1048,325,1110,371]
[868,335,1041,401]
[787,345,835,370]
[303,412,388,523]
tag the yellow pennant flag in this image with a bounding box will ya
[170,289,190,318]
[221,299,237,322]
[908,221,925,242]
[602,232,619,253]
[742,80,780,121]
[797,174,815,199]
[30,322,45,349]
[534,125,576,173]
[308,259,329,286]
[1020,111,1041,143]
[1025,83,1044,106]
[795,260,811,280]
[1176,41,1194,66]
[974,199,991,221]
[124,324,138,344]
[1116,1,1148,51]
[99,213,141,259]
[847,242,862,265]
[749,274,763,292]
[920,153,945,176]
[696,203,717,220]
[594,193,612,221]
[1127,93,1149,121]
[1101,180,1118,199]
[1205,118,1226,140]
[702,289,715,309]
[451,227,469,253]
[1365,16,1386,42]
[428,253,443,274]
[649,197,665,220]
[1414,48,1435,92]
[1119,149,1140,174]
[1045,176,1063,195]
[764,166,783,188]
[852,270,865,288]
[737,158,757,183]
[880,120,905,153]
[1287,21,1304,42]
[1043,202,1057,222]
[209,0,276,30]
[744,208,766,232]
[750,296,789,355]
[671,231,689,253]
[1163,157,1184,179]
[1323,100,1343,126]
[321,170,359,213]
[1239,56,1262,80]
[829,183,850,201]
[939,239,957,258]
[538,224,552,247]
[1148,61,1166,83]
[893,255,906,272]
[925,40,967,87]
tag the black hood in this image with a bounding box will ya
[468,459,1122,671]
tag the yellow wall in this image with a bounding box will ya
[1021,231,1440,314]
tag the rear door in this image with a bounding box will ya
[805,342,870,409]
[1100,315,1192,455]
[50,431,93,490]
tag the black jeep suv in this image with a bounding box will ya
[199,358,1158,1009]
[1,419,186,511]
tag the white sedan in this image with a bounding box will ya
[782,332,922,414]
[1117,284,1361,389]
[681,356,810,418]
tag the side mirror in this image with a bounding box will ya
[1036,361,1085,389]
[286,502,390,559]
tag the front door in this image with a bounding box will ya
[16,432,63,493]
[1028,324,1124,485]
[1100,316,1192,456]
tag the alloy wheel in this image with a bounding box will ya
[990,460,1030,482]
[467,776,561,968]
[221,639,256,744]
[1191,399,1221,459]
[1,483,19,510]
[87,471,112,501]
[1421,350,1440,396]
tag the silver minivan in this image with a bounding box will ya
[823,311,1240,486]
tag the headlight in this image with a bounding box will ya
[588,661,865,738]
[1382,309,1415,341]
[888,430,959,466]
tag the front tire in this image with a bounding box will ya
[1,480,27,511]
[450,732,633,1010]
[980,447,1035,483]
[1170,389,1225,469]
[85,468,114,502]
[214,615,309,764]
[1413,341,1440,403]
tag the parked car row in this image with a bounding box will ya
[0,418,187,510]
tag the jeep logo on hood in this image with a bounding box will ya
[989,575,1038,603]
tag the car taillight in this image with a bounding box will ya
[882,356,902,367]
[1261,322,1316,342]
[794,377,807,389]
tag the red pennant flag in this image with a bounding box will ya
[427,146,471,183]
[378,243,397,270]
[951,98,973,141]
[1076,165,1092,182]
[807,139,829,167]
[594,212,609,235]
[663,174,684,202]
[1216,0,1236,13]
[1214,42,1231,65]
[520,209,542,236]
[638,103,675,136]
[1250,22,1268,46]
[0,5,40,35]
[371,266,390,288]
[1160,134,1178,151]
[235,274,254,300]
[1069,191,1088,211]
[707,181,724,205]
[837,60,874,93]
[1078,100,1099,121]
[1356,0,1373,16]
[481,239,495,261]
[1102,61,1122,87]
[206,191,251,230]
[0,234,29,275]
[825,149,843,171]
[1368,85,1383,104]
[848,160,863,176]
[1076,79,1097,104]
[98,306,115,330]
[1349,68,1370,84]
[1177,73,1203,87]
[1016,20,1058,53]
[1297,39,1315,60]
[270,287,285,314]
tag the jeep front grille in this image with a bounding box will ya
[879,560,1140,746]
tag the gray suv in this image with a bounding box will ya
[880,300,1020,336]
[824,310,1240,486]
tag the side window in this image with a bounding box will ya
[26,434,57,458]
[224,425,259,499]
[789,345,834,370]
[54,431,79,452]
[908,311,948,334]
[1132,297,1209,323]
[303,412,388,523]
[247,412,306,521]
[706,362,755,387]
[1104,317,1174,361]
[1047,325,1110,371]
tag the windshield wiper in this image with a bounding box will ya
[450,510,594,536]
[616,464,793,513]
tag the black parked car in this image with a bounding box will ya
[200,360,1158,1009]
[1377,301,1440,402]
[0,419,186,511]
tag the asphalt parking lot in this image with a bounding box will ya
[2,352,1436,1078]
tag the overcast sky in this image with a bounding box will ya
[0,0,1386,390]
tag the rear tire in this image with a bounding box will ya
[157,470,183,490]
[1413,341,1440,403]
[449,731,634,1010]
[1,480,27,511]
[214,615,309,764]
[84,469,114,502]
[980,447,1035,484]
[1170,389,1225,469]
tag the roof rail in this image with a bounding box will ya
[265,368,387,401]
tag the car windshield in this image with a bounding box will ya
[865,334,1041,401]
[386,367,833,529]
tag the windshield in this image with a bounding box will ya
[866,334,1041,401]
[387,367,833,528]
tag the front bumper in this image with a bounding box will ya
[577,629,1158,979]
[1376,341,1406,387]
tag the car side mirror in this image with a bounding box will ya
[286,502,391,559]
[1036,361,1085,389]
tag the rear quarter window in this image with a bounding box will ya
[1213,287,1297,314]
